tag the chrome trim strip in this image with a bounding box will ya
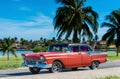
[22,61,52,68]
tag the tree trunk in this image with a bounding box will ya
[73,30,78,43]
[116,47,119,56]
[7,52,9,60]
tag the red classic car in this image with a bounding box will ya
[22,43,107,74]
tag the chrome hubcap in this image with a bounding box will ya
[52,62,61,72]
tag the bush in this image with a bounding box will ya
[32,46,48,52]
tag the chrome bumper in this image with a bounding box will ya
[22,61,52,68]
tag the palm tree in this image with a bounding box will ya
[1,37,17,60]
[93,34,99,49]
[51,37,56,43]
[40,37,43,43]
[82,37,85,43]
[95,35,98,41]
[102,9,120,56]
[54,0,98,43]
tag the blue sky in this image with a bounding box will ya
[0,0,120,40]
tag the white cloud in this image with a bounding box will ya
[0,14,56,40]
[97,27,108,40]
[28,14,53,27]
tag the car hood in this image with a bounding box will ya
[22,52,62,60]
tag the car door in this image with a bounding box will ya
[66,45,81,68]
[80,45,92,66]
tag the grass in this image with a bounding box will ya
[0,52,120,70]
[0,55,23,70]
[108,53,120,60]
[96,75,120,79]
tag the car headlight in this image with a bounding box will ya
[40,56,45,62]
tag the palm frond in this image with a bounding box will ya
[54,0,98,42]
[111,10,120,26]
[10,49,17,58]
[101,22,116,28]
[56,0,76,7]
[83,6,98,19]
[106,15,119,27]
[2,50,8,56]
[82,23,93,39]
[65,26,73,38]
[1,37,17,59]
[106,34,115,46]
[78,0,86,8]
[84,15,97,33]
[102,28,115,40]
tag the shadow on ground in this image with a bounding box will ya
[0,68,89,78]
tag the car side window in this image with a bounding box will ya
[62,47,69,52]
[80,46,89,51]
[88,46,93,51]
[71,46,79,52]
[53,47,60,51]
[80,45,93,52]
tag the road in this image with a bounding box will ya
[0,60,120,79]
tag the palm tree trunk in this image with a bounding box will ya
[116,47,119,56]
[7,52,9,60]
[73,30,78,43]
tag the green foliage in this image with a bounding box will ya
[32,46,48,52]
[1,37,17,60]
[102,9,120,56]
[54,0,98,43]
[0,56,22,70]
[96,75,120,79]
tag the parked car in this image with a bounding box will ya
[22,43,108,74]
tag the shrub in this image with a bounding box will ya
[32,46,48,52]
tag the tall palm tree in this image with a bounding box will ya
[1,37,17,60]
[102,9,120,56]
[54,0,98,43]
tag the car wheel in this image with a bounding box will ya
[29,67,41,74]
[89,61,99,70]
[71,67,78,71]
[49,61,63,73]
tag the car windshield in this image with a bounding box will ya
[48,44,69,52]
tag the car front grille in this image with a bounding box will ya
[26,60,37,65]
[26,60,44,65]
